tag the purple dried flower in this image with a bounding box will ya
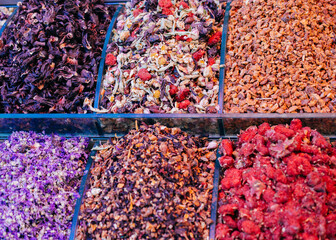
[0,131,89,239]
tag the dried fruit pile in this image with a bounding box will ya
[0,7,14,29]
[99,0,225,113]
[216,119,336,239]
[0,0,115,113]
[0,132,89,239]
[224,0,336,113]
[77,123,217,239]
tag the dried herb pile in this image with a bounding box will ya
[224,0,336,113]
[98,0,226,114]
[0,0,115,113]
[77,123,218,239]
[0,7,14,29]
[0,132,89,239]
[216,119,336,239]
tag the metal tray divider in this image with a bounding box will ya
[218,1,232,114]
[209,147,221,240]
[0,6,17,37]
[94,4,124,109]
[69,141,99,240]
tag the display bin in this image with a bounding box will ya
[94,1,230,114]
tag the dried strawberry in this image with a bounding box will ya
[219,156,234,168]
[215,223,231,239]
[138,68,152,81]
[162,7,174,15]
[133,8,143,17]
[208,31,222,46]
[290,119,302,131]
[222,216,237,229]
[221,139,233,156]
[240,220,261,235]
[105,53,117,66]
[312,130,331,149]
[178,100,190,109]
[192,49,205,61]
[258,122,271,135]
[239,126,258,144]
[239,143,254,157]
[218,203,238,216]
[175,88,190,102]
[158,0,173,8]
[169,84,178,96]
[274,125,295,138]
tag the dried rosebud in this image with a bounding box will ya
[105,53,117,66]
[175,88,190,102]
[159,0,173,8]
[192,49,206,61]
[208,31,222,46]
[138,68,152,81]
[179,99,190,109]
[169,84,178,96]
[133,8,143,17]
[162,7,174,15]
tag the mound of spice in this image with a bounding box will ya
[0,132,89,239]
[0,0,115,113]
[216,119,336,239]
[76,123,217,239]
[224,0,336,113]
[98,0,226,113]
[0,7,14,29]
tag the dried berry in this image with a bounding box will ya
[208,31,222,46]
[169,84,178,96]
[105,53,117,66]
[193,49,206,61]
[138,68,152,81]
[178,99,190,109]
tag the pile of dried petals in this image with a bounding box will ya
[0,132,89,239]
[99,0,226,113]
[77,123,217,239]
[0,0,115,113]
[224,0,336,113]
[216,119,336,239]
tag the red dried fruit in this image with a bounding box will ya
[175,88,190,102]
[221,169,242,189]
[222,216,237,229]
[240,220,261,235]
[158,0,173,8]
[258,122,271,135]
[105,53,117,66]
[221,139,233,156]
[169,84,178,96]
[262,188,275,202]
[215,223,231,239]
[265,129,287,142]
[208,31,222,46]
[218,203,238,216]
[311,130,331,149]
[178,100,190,109]
[239,126,258,144]
[239,143,254,157]
[290,119,302,131]
[219,156,234,168]
[301,144,320,155]
[162,7,174,15]
[311,154,330,164]
[274,125,295,138]
[138,68,152,81]
[192,49,205,61]
[133,8,143,17]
